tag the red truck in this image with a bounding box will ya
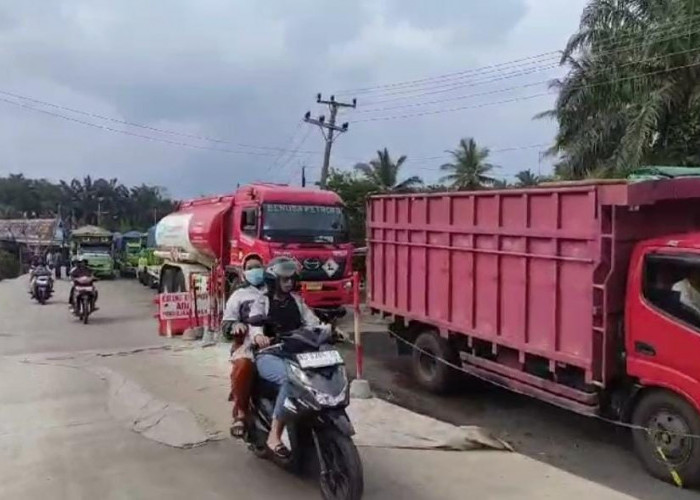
[367,178,700,485]
[154,183,353,334]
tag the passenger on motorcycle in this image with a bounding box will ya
[247,256,322,459]
[69,259,97,311]
[29,263,53,296]
[221,256,266,438]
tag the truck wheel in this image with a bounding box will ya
[411,331,458,393]
[631,390,700,487]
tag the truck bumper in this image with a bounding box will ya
[301,277,353,315]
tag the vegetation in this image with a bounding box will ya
[0,249,20,280]
[440,138,498,189]
[540,0,700,179]
[354,148,423,192]
[0,174,176,231]
[515,169,541,187]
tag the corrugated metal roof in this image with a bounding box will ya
[0,218,64,245]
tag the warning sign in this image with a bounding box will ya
[159,292,192,320]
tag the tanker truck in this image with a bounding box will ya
[154,183,353,335]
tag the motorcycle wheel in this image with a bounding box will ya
[38,290,46,305]
[80,296,90,324]
[318,430,364,500]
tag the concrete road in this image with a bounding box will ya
[0,277,677,499]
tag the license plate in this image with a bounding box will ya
[76,286,93,292]
[305,282,322,291]
[296,350,343,369]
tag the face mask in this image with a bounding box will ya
[244,268,264,287]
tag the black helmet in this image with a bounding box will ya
[263,256,300,292]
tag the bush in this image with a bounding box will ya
[0,250,20,280]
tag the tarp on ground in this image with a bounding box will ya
[627,166,700,182]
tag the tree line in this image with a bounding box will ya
[0,174,176,232]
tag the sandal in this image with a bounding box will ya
[268,443,291,459]
[230,420,245,438]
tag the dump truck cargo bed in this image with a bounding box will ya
[368,179,700,403]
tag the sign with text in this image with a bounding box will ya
[159,292,192,320]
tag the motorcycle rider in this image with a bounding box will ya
[29,261,53,296]
[247,256,322,458]
[69,259,97,311]
[221,256,266,438]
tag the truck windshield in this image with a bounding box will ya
[80,245,111,254]
[262,203,349,244]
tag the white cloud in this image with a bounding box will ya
[0,0,589,196]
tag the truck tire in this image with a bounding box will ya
[631,390,700,487]
[411,331,458,393]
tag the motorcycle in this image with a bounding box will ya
[73,276,97,324]
[32,275,53,305]
[244,319,364,500]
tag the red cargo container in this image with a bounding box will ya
[368,179,700,485]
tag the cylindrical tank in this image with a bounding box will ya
[155,200,232,264]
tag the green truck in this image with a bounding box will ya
[116,230,144,278]
[70,225,116,278]
[137,225,162,288]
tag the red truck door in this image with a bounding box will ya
[627,249,700,408]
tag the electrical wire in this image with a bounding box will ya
[356,44,700,115]
[0,95,323,160]
[0,88,323,156]
[353,60,700,123]
[335,14,700,97]
[355,21,700,105]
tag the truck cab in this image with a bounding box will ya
[230,184,353,319]
[624,236,700,480]
[154,183,353,335]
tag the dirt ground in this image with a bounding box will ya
[336,311,697,500]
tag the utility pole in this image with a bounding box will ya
[96,197,107,227]
[301,165,307,187]
[304,93,357,189]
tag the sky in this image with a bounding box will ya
[0,0,589,198]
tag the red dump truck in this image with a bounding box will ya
[154,184,353,335]
[368,179,700,485]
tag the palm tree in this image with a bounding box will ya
[515,170,540,187]
[354,148,423,192]
[440,138,497,190]
[540,0,700,179]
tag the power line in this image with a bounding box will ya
[335,15,700,98]
[264,121,304,174]
[356,21,700,105]
[278,126,314,173]
[0,88,324,156]
[0,95,324,160]
[356,44,700,115]
[353,59,700,123]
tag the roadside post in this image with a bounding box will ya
[349,271,371,399]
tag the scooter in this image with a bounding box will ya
[72,276,98,324]
[33,275,53,305]
[244,320,364,500]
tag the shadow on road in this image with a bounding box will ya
[339,329,696,500]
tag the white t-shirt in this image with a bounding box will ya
[673,279,700,316]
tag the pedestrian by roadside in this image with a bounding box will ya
[53,252,62,279]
